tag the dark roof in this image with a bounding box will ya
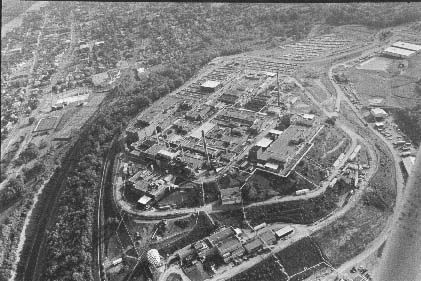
[259,229,276,245]
[208,227,235,245]
[216,237,243,255]
[243,237,264,253]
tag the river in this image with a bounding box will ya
[1,1,49,38]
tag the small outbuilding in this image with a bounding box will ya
[201,80,221,92]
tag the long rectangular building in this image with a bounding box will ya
[392,41,421,52]
[383,46,416,58]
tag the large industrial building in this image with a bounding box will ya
[382,41,421,58]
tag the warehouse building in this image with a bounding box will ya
[274,226,294,239]
[243,237,264,254]
[382,46,416,58]
[391,41,421,52]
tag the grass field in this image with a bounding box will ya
[311,200,388,267]
[33,116,58,132]
[157,211,216,257]
[357,57,392,72]
[276,237,328,281]
[243,171,298,203]
[159,188,200,208]
[229,256,289,281]
[213,179,353,227]
[306,125,351,168]
[345,54,421,108]
[312,134,396,267]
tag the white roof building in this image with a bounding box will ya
[371,108,388,119]
[157,149,179,160]
[303,113,315,120]
[190,122,216,139]
[138,195,152,205]
[201,80,221,89]
[256,138,273,148]
[268,129,283,135]
[392,41,421,52]
[275,226,294,238]
[383,46,416,58]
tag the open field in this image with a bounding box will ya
[312,120,396,267]
[356,57,393,72]
[343,54,421,108]
[276,237,329,281]
[243,171,302,203]
[33,116,58,132]
[157,212,216,257]
[307,125,351,168]
[311,200,389,267]
[228,256,289,281]
[213,179,354,227]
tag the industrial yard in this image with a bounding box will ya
[103,21,420,281]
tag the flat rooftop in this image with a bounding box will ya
[383,46,415,57]
[392,41,421,52]
[258,124,316,163]
[201,80,221,89]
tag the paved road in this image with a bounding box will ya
[320,56,406,280]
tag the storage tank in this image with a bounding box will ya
[147,249,161,267]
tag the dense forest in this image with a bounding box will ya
[3,2,421,281]
[394,105,421,145]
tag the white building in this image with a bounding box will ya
[391,41,421,52]
[370,108,388,120]
[383,46,415,58]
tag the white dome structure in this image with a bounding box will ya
[147,249,161,267]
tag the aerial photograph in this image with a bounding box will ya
[1,2,421,281]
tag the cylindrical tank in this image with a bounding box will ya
[147,249,161,267]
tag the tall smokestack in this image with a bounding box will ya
[277,72,280,107]
[202,130,211,169]
[155,126,159,145]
